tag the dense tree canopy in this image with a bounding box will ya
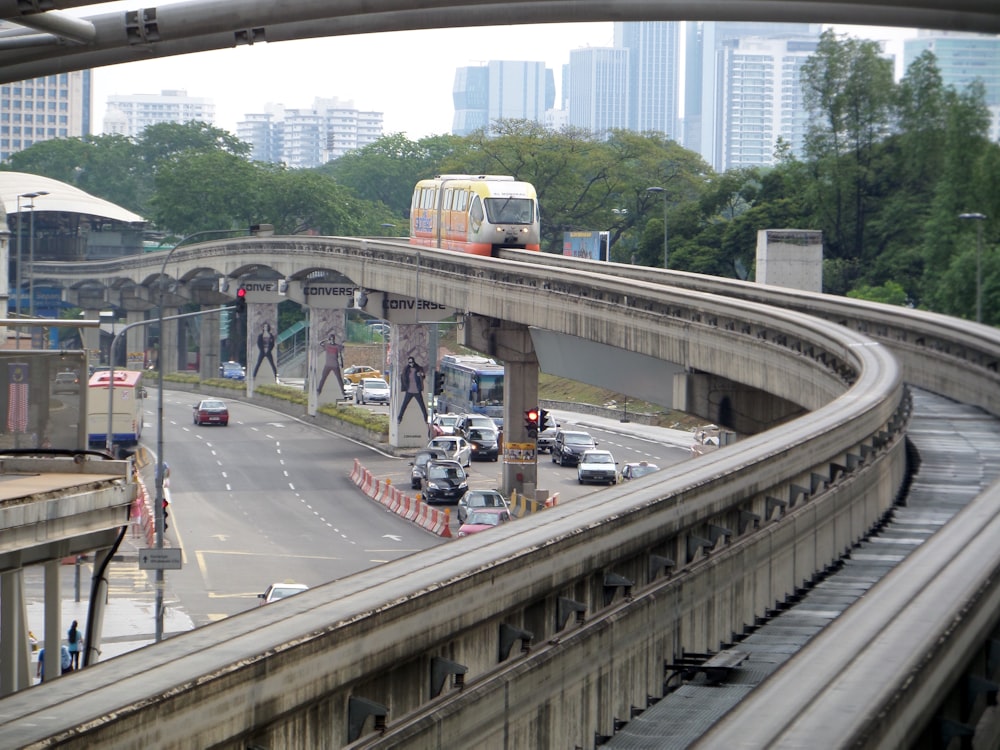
[5,32,998,326]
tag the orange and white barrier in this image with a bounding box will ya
[351,462,454,538]
[545,493,559,508]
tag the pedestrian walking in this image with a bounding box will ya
[67,620,83,670]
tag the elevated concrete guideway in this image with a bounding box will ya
[7,234,998,746]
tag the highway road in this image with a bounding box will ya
[154,391,694,627]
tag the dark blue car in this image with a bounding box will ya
[219,361,246,380]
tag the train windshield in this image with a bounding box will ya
[485,197,534,225]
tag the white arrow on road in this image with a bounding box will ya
[382,534,402,542]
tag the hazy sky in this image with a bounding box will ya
[89,20,917,141]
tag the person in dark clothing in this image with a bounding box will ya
[253,322,278,378]
[397,357,428,424]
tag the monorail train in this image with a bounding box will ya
[409,174,541,256]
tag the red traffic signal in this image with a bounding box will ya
[235,286,247,313]
[236,286,247,300]
[524,408,540,437]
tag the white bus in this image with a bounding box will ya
[87,369,146,451]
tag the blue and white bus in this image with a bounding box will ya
[436,355,504,420]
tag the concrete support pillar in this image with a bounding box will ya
[674,370,804,435]
[81,308,102,369]
[0,569,32,695]
[125,310,146,369]
[460,316,538,498]
[391,324,431,448]
[160,308,180,375]
[85,546,112,668]
[42,560,61,682]
[199,307,221,381]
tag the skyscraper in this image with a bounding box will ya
[452,61,554,136]
[567,47,629,137]
[0,71,91,161]
[686,22,820,170]
[103,89,214,137]
[904,31,1000,140]
[615,21,681,138]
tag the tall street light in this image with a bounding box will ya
[26,190,49,318]
[959,212,986,324]
[646,187,668,269]
[153,228,249,642]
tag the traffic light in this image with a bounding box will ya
[235,286,247,314]
[525,408,539,438]
[434,372,445,395]
[539,408,550,430]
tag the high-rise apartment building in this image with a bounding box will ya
[452,61,554,136]
[567,47,630,136]
[686,22,820,170]
[718,35,819,169]
[615,21,681,138]
[0,71,92,162]
[904,31,1000,141]
[102,89,214,138]
[237,99,383,168]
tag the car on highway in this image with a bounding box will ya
[454,413,500,439]
[421,459,469,504]
[456,489,509,524]
[343,365,382,384]
[577,449,618,485]
[341,377,357,399]
[52,371,80,394]
[219,361,246,380]
[257,582,308,606]
[432,413,460,437]
[410,447,450,489]
[536,426,558,453]
[193,398,230,426]
[355,377,390,405]
[426,435,472,466]
[457,508,512,537]
[552,430,597,466]
[467,426,500,461]
[621,461,661,481]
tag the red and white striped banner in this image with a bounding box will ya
[6,362,29,434]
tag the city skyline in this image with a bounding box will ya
[90,22,920,142]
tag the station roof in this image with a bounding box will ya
[0,172,145,224]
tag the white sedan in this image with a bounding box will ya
[426,436,473,467]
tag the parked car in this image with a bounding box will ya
[432,413,460,437]
[410,447,450,489]
[421,460,469,504]
[467,426,500,461]
[355,377,390,404]
[577,449,618,485]
[457,508,511,537]
[52,371,79,394]
[454,413,500,439]
[219,361,246,380]
[193,398,230,426]
[344,365,382,384]
[426,435,472,466]
[457,489,509,524]
[621,461,661,481]
[257,582,308,606]
[552,430,597,466]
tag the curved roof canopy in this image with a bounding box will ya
[0,172,145,224]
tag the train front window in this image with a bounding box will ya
[485,198,533,225]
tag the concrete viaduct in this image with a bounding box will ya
[0,236,997,747]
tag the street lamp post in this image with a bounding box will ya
[27,190,49,318]
[646,187,668,269]
[153,228,249,642]
[959,212,986,324]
